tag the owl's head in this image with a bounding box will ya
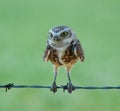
[47,26,76,48]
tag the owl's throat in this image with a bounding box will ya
[51,42,69,48]
[49,37,75,49]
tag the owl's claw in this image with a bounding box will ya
[63,82,76,93]
[50,82,57,93]
[67,82,76,93]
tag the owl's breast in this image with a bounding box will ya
[47,46,63,66]
[61,45,78,65]
[48,44,78,66]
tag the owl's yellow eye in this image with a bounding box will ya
[60,31,68,37]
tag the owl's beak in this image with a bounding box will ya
[53,35,60,41]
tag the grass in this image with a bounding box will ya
[0,0,120,111]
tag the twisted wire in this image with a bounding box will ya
[0,83,120,92]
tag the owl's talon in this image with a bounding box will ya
[67,82,76,93]
[50,82,57,93]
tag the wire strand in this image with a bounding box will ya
[1,83,120,92]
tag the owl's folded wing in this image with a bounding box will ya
[43,45,51,62]
[74,40,85,62]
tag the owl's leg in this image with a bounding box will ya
[65,66,76,93]
[50,66,58,93]
[66,71,76,93]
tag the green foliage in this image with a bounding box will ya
[0,0,120,111]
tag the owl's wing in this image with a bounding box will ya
[73,40,85,62]
[43,45,51,62]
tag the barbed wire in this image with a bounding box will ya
[0,83,120,92]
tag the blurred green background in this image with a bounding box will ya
[0,0,120,111]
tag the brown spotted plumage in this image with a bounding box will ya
[43,26,84,93]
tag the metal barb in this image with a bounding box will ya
[5,83,14,92]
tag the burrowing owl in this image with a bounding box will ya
[43,26,84,93]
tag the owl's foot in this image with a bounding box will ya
[50,82,57,93]
[66,82,76,93]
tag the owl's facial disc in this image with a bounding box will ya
[48,34,64,47]
[48,26,76,48]
[48,33,74,48]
